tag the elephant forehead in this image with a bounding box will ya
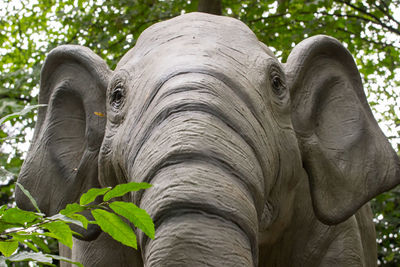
[117,12,269,70]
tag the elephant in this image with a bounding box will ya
[16,12,400,266]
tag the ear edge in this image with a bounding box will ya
[40,44,111,104]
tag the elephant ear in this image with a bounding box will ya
[285,35,400,225]
[16,45,111,216]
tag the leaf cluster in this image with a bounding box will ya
[0,182,154,266]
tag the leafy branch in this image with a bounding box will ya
[0,182,154,266]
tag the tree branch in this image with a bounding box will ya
[372,1,400,28]
[336,26,394,49]
[247,12,288,23]
[248,12,396,51]
[337,0,400,35]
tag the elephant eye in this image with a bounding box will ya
[111,86,124,109]
[271,75,286,96]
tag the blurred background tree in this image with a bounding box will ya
[1,0,399,264]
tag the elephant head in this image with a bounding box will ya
[16,13,400,266]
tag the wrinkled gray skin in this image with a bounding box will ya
[16,13,400,266]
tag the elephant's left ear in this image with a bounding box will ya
[285,35,400,225]
[16,45,111,217]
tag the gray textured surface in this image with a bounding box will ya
[17,12,400,266]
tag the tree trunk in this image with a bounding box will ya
[197,0,222,15]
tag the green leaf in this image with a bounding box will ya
[8,234,41,253]
[41,221,73,248]
[20,240,39,252]
[0,240,18,257]
[47,254,83,267]
[385,251,395,262]
[30,236,51,253]
[80,187,111,205]
[0,206,7,216]
[0,221,21,233]
[60,203,85,216]
[67,213,89,229]
[15,182,41,213]
[6,251,54,266]
[1,207,42,224]
[0,206,7,214]
[103,182,152,201]
[59,203,89,228]
[91,209,137,249]
[109,201,154,239]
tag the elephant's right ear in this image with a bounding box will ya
[16,45,111,216]
[285,35,400,225]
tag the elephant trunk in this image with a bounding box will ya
[145,214,253,266]
[118,72,269,266]
[139,162,258,266]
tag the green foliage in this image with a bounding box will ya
[103,182,152,201]
[79,187,111,206]
[60,204,86,217]
[15,182,40,213]
[0,241,18,257]
[4,251,81,267]
[41,221,74,249]
[109,201,155,240]
[91,209,138,249]
[0,181,154,266]
[371,189,400,264]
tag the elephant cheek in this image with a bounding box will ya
[98,133,126,188]
[16,145,70,215]
[258,130,305,246]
